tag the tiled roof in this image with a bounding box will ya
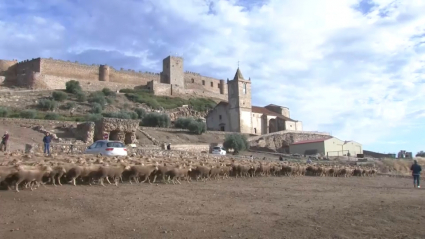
[291,137,333,145]
[252,106,295,121]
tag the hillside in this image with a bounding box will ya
[0,87,218,121]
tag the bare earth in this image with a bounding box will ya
[1,176,424,239]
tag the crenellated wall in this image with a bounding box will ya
[0,55,230,100]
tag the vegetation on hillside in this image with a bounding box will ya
[121,88,216,111]
[175,117,207,135]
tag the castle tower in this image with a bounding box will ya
[99,65,110,82]
[227,68,252,133]
[161,56,184,87]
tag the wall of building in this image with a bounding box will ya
[184,72,226,94]
[41,75,139,91]
[343,141,363,156]
[251,113,263,135]
[240,109,252,134]
[0,59,18,77]
[206,104,230,131]
[324,137,346,156]
[289,142,325,155]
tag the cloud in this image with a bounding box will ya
[0,0,424,153]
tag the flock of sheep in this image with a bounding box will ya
[0,152,378,192]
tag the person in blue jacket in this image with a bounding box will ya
[410,160,422,188]
[43,132,52,155]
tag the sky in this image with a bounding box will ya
[0,0,424,155]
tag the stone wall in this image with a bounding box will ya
[40,75,139,91]
[249,131,332,153]
[109,67,160,85]
[76,122,95,143]
[169,144,210,153]
[94,118,139,144]
[41,58,99,81]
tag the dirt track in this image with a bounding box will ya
[0,176,424,239]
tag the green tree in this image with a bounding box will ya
[52,91,68,101]
[65,80,82,94]
[187,121,206,135]
[141,113,170,128]
[223,133,249,154]
[38,99,57,111]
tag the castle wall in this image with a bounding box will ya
[184,72,227,95]
[0,59,18,77]
[40,58,99,81]
[109,67,160,85]
[40,75,139,91]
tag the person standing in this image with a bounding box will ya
[43,132,52,155]
[1,131,9,152]
[410,160,422,188]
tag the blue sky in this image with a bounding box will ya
[0,0,424,155]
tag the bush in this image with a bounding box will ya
[75,91,86,102]
[38,99,57,111]
[141,113,170,128]
[91,103,103,114]
[63,102,77,110]
[134,108,146,119]
[102,88,116,97]
[65,80,82,94]
[223,133,249,154]
[175,117,195,129]
[20,110,37,119]
[106,97,114,104]
[44,113,61,120]
[187,121,206,135]
[102,111,138,119]
[52,91,67,102]
[88,93,106,107]
[85,114,103,122]
[0,107,9,117]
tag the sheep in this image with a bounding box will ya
[14,165,53,192]
[128,164,159,184]
[0,166,19,190]
[66,164,102,186]
[98,164,131,186]
[168,165,192,184]
[152,163,175,184]
[48,165,67,186]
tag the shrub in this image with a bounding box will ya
[187,121,206,135]
[38,99,57,111]
[85,114,103,122]
[223,133,249,154]
[102,88,116,97]
[141,113,170,128]
[20,110,37,119]
[0,107,9,117]
[88,93,106,107]
[52,91,67,102]
[91,103,103,114]
[63,102,77,110]
[75,91,86,102]
[102,111,138,119]
[65,80,82,94]
[123,103,130,109]
[134,108,146,119]
[175,117,194,129]
[44,113,61,120]
[106,97,114,104]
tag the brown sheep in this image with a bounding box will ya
[14,165,53,192]
[168,165,192,184]
[128,164,159,184]
[49,165,67,186]
[98,164,131,186]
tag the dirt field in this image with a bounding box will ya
[1,176,424,239]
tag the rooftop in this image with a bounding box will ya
[291,137,333,145]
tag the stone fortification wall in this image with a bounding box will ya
[108,67,160,85]
[41,58,99,81]
[0,59,18,78]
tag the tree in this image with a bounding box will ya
[223,133,249,154]
[52,91,68,101]
[65,80,82,94]
[416,151,425,157]
[187,121,206,135]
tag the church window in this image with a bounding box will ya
[202,80,205,85]
[191,78,194,83]
[243,83,247,94]
[219,115,222,120]
[211,82,213,87]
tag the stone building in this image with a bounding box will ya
[206,68,303,135]
[289,137,363,157]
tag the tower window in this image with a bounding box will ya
[191,78,194,83]
[219,115,222,120]
[243,83,247,94]
[210,82,213,87]
[202,80,205,85]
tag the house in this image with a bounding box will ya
[289,137,363,157]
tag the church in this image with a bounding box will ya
[206,68,303,135]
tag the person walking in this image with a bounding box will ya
[410,160,422,188]
[1,131,9,152]
[43,132,52,156]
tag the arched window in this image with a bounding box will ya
[243,83,247,94]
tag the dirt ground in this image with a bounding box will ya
[1,176,424,239]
